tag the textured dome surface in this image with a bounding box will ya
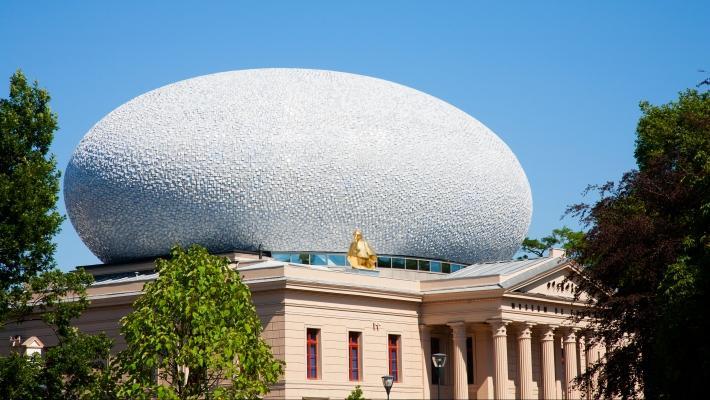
[65,69,532,264]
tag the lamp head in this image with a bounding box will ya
[382,375,394,394]
[432,352,447,368]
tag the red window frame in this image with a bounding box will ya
[388,334,401,382]
[307,328,319,379]
[349,332,361,381]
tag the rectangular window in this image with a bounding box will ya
[349,332,362,381]
[419,260,430,271]
[391,258,405,269]
[430,261,442,272]
[441,263,451,273]
[298,253,310,264]
[377,256,392,268]
[310,254,328,265]
[272,253,290,262]
[388,334,401,382]
[405,259,418,270]
[466,337,474,384]
[327,254,346,266]
[307,328,320,379]
[431,337,441,384]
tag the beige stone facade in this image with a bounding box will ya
[1,252,599,399]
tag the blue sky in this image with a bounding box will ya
[1,1,708,269]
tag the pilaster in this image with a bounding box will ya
[472,324,494,400]
[420,324,432,400]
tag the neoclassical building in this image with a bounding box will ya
[4,249,597,399]
[2,69,601,398]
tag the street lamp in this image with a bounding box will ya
[382,375,394,400]
[432,353,447,400]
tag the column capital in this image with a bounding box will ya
[447,321,467,338]
[562,327,579,343]
[446,320,466,328]
[539,324,558,341]
[517,322,535,339]
[487,319,511,337]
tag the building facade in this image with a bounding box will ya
[3,250,599,400]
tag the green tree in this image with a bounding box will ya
[0,71,115,400]
[568,89,710,399]
[116,245,284,400]
[346,385,367,400]
[519,226,585,258]
[0,269,116,400]
[0,69,63,323]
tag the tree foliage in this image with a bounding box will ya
[0,269,115,400]
[519,226,585,258]
[568,89,710,399]
[345,385,367,400]
[0,70,64,323]
[116,245,284,400]
[0,70,115,399]
[0,332,115,400]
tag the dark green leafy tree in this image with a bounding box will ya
[0,70,63,323]
[0,269,116,400]
[0,71,115,400]
[116,245,284,400]
[519,226,585,258]
[0,353,44,400]
[568,89,710,399]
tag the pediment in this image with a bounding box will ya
[507,262,587,301]
[21,336,44,349]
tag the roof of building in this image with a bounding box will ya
[90,254,567,290]
[447,257,544,278]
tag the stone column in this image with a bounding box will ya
[517,323,534,400]
[420,325,432,400]
[578,335,587,376]
[578,335,588,400]
[585,341,600,398]
[489,320,509,400]
[540,325,557,400]
[472,324,494,400]
[585,341,597,369]
[448,322,469,400]
[563,328,580,399]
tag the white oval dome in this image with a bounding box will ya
[65,69,532,264]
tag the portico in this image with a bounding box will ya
[417,321,601,399]
[418,255,599,399]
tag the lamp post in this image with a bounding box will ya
[382,375,394,400]
[432,352,447,400]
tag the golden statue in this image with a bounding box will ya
[347,229,377,270]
